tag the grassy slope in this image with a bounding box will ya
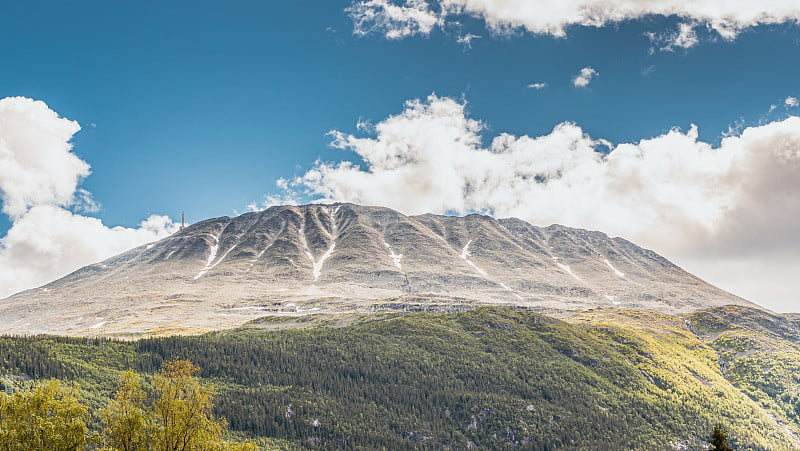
[688,305,800,445]
[0,306,798,450]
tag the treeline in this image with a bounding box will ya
[0,308,790,449]
[0,359,257,451]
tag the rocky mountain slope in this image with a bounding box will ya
[0,204,755,336]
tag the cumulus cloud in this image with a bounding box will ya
[276,94,800,311]
[572,67,598,87]
[527,82,548,90]
[348,0,800,46]
[786,96,799,107]
[0,98,89,218]
[0,97,178,298]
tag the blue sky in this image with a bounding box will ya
[1,1,799,310]
[2,1,798,227]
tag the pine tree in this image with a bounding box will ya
[708,423,733,451]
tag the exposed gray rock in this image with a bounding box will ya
[0,204,757,336]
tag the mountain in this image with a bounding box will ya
[0,203,755,336]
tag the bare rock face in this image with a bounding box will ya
[0,204,756,336]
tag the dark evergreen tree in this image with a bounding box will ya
[709,423,733,451]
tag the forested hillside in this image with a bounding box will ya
[1,306,799,450]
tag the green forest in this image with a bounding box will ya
[2,306,800,450]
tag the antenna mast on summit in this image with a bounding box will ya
[181,212,185,230]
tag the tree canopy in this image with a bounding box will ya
[1,360,256,451]
[101,360,257,451]
[0,379,88,451]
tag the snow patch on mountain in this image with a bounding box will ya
[194,232,223,280]
[603,259,625,278]
[460,240,488,276]
[301,207,338,282]
[384,242,403,270]
[554,259,583,282]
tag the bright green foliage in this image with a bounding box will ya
[101,361,257,451]
[3,306,800,449]
[150,360,225,451]
[708,423,733,450]
[690,305,800,443]
[132,308,798,449]
[101,370,148,451]
[0,379,88,451]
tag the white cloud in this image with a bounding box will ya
[786,96,799,107]
[278,94,800,311]
[347,0,442,40]
[572,67,598,87]
[647,22,699,52]
[527,82,548,90]
[0,97,89,218]
[673,22,699,48]
[0,97,178,298]
[247,178,302,212]
[348,0,800,45]
[456,32,481,48]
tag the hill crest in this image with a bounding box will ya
[0,203,755,336]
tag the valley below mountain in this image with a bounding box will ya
[2,305,800,449]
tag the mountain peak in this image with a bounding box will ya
[0,204,755,336]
